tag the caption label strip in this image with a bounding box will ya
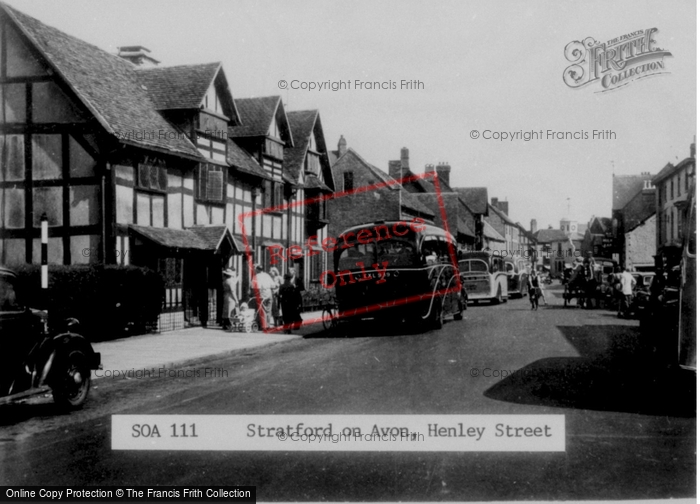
[113,415,565,452]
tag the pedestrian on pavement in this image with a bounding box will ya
[279,272,303,334]
[538,272,548,306]
[583,251,598,308]
[269,266,284,326]
[252,264,276,328]
[288,266,304,292]
[617,266,636,318]
[527,270,540,310]
[221,267,238,330]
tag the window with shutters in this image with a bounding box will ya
[196,163,226,203]
[136,162,167,192]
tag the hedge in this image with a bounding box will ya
[11,264,164,341]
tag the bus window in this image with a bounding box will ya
[491,257,504,273]
[377,238,416,267]
[470,259,489,273]
[338,242,375,270]
[505,262,515,275]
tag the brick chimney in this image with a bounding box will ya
[530,219,537,233]
[400,147,409,171]
[435,162,451,186]
[338,135,347,156]
[389,160,402,180]
[425,164,435,173]
[491,197,509,215]
[117,46,159,67]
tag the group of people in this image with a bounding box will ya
[564,252,637,316]
[221,264,304,334]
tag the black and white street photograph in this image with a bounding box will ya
[0,0,695,502]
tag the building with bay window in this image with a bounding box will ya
[0,3,331,330]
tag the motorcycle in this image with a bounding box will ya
[0,267,101,409]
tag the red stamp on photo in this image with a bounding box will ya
[239,170,464,332]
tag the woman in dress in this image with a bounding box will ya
[279,272,303,334]
[269,267,284,326]
[221,268,238,330]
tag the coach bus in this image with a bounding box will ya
[329,220,465,329]
[459,251,508,304]
[504,257,530,298]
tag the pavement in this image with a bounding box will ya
[92,310,325,379]
[91,286,556,379]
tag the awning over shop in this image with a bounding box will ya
[304,174,333,193]
[129,225,239,253]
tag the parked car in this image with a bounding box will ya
[0,267,101,408]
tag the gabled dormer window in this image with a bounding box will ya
[305,152,320,175]
[203,84,223,115]
[268,116,280,139]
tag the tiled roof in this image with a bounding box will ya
[533,228,585,243]
[304,174,332,192]
[483,220,505,242]
[130,224,237,252]
[229,96,282,138]
[130,225,210,250]
[188,225,238,252]
[2,3,201,158]
[488,203,516,226]
[453,187,489,214]
[412,192,475,238]
[333,149,434,218]
[612,174,653,210]
[652,158,694,185]
[227,139,270,179]
[284,110,318,182]
[136,63,221,110]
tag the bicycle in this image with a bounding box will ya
[321,303,338,331]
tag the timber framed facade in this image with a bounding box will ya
[0,3,335,331]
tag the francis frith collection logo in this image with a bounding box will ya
[563,28,672,92]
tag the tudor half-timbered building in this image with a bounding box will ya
[283,110,334,286]
[0,3,290,330]
[229,99,335,287]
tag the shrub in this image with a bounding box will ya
[11,264,164,341]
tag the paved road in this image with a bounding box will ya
[0,287,695,500]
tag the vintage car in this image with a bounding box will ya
[0,267,101,408]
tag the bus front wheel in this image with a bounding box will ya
[429,299,444,330]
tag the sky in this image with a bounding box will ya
[5,0,696,231]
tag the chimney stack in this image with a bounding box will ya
[389,160,402,181]
[117,46,159,67]
[530,219,537,233]
[400,147,409,170]
[435,162,451,186]
[425,164,435,173]
[338,135,347,156]
[691,139,696,159]
[491,197,498,206]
